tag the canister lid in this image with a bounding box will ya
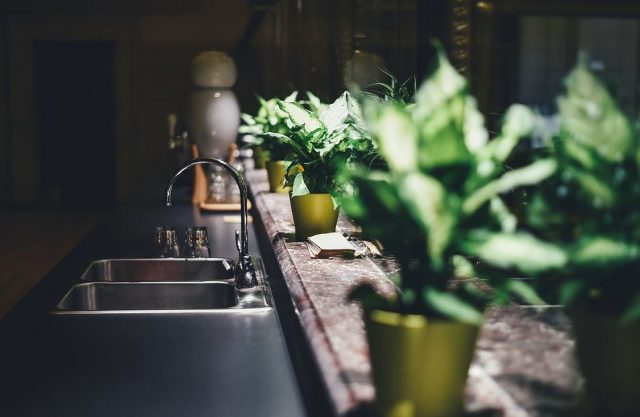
[191,51,237,88]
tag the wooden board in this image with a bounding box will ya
[0,211,99,319]
[199,199,252,212]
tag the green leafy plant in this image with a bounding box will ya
[362,69,417,105]
[269,91,381,199]
[340,49,561,323]
[483,59,640,322]
[239,92,326,160]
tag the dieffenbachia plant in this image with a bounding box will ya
[269,91,380,200]
[239,92,326,160]
[340,49,562,323]
[482,60,640,322]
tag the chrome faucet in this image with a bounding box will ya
[165,157,258,289]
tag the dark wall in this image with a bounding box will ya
[0,0,452,208]
[35,41,116,209]
[2,0,251,208]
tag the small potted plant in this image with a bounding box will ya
[478,60,640,417]
[339,49,561,417]
[271,91,379,240]
[239,94,290,169]
[239,92,325,192]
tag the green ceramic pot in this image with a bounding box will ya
[571,311,640,417]
[366,310,480,417]
[253,146,270,169]
[289,193,339,241]
[266,160,291,193]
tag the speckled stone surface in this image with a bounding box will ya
[246,168,582,417]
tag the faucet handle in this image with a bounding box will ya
[235,230,242,254]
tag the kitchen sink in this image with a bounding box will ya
[79,258,235,282]
[57,282,237,312]
[52,257,272,314]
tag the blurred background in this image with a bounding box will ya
[0,0,639,210]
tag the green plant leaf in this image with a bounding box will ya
[557,61,633,162]
[452,255,476,278]
[319,91,365,134]
[558,280,587,305]
[266,132,310,161]
[555,136,600,171]
[370,104,418,173]
[501,103,536,139]
[410,47,476,169]
[292,172,310,197]
[306,91,325,112]
[505,280,546,305]
[462,232,568,275]
[238,125,262,136]
[317,128,349,157]
[463,159,557,214]
[414,90,472,169]
[566,167,615,208]
[525,190,566,231]
[239,133,263,147]
[419,113,471,168]
[348,170,400,215]
[423,287,484,324]
[330,194,339,209]
[463,96,489,153]
[262,132,289,140]
[570,237,640,268]
[284,91,299,102]
[478,104,534,166]
[240,113,256,125]
[622,294,640,323]
[414,47,467,120]
[489,197,517,233]
[399,173,455,269]
[277,101,324,135]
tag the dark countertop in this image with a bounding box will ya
[0,206,307,417]
[245,168,583,417]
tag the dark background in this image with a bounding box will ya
[0,0,639,210]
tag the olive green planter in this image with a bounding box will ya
[571,311,640,417]
[289,193,339,241]
[266,160,291,193]
[253,146,270,169]
[366,310,480,417]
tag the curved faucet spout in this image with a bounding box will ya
[165,157,257,288]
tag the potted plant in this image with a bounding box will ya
[271,91,379,240]
[240,92,325,192]
[339,49,561,417]
[360,69,417,105]
[475,60,640,417]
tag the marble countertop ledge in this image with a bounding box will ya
[245,168,581,417]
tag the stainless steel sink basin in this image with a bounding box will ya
[52,257,272,314]
[79,258,235,282]
[56,282,237,312]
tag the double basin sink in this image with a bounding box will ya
[52,258,272,314]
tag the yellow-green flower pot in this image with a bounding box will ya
[289,193,339,241]
[266,160,291,193]
[253,146,270,169]
[571,311,640,416]
[366,310,480,417]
